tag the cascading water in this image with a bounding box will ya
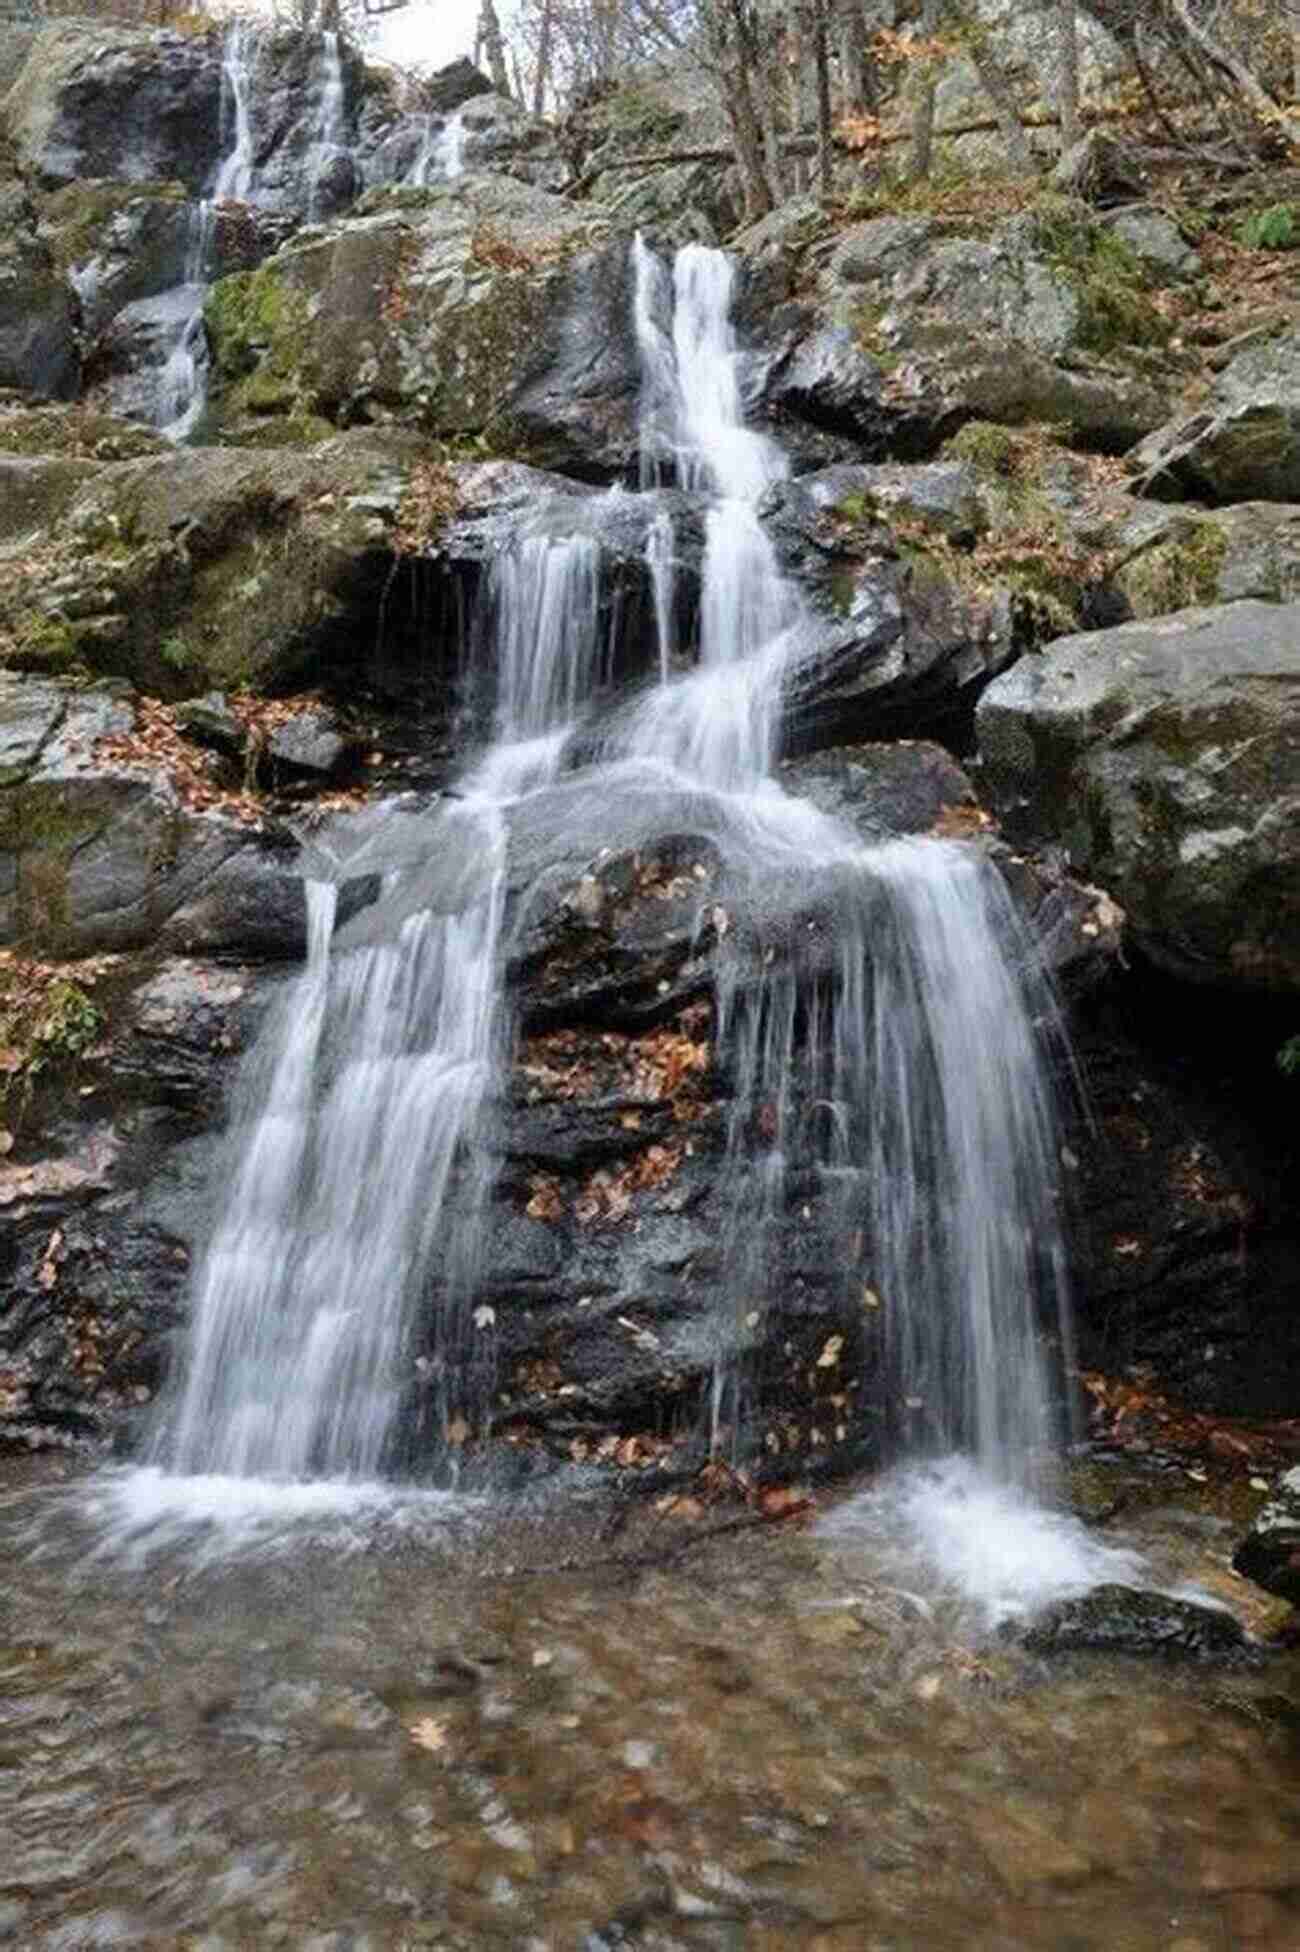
[153,22,257,441]
[616,240,1070,1488]
[308,30,347,217]
[139,229,1082,1606]
[407,108,466,186]
[212,19,256,204]
[143,522,612,1502]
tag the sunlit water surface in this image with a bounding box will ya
[2,1456,1298,1952]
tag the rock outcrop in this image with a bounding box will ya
[1132,327,1300,505]
[1234,1469,1300,1606]
[976,601,1300,991]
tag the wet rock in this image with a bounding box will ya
[266,707,354,782]
[174,691,245,760]
[1233,1468,1300,1605]
[976,600,1300,991]
[1132,326,1300,503]
[1015,1584,1251,1660]
[763,469,1016,744]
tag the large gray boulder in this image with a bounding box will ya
[0,673,304,958]
[202,177,635,476]
[5,23,227,194]
[745,206,1178,462]
[976,600,1300,990]
[1132,327,1300,504]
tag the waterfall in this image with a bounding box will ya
[152,23,258,442]
[308,30,347,218]
[213,19,256,205]
[621,237,1068,1475]
[407,108,466,186]
[149,524,610,1486]
[142,233,1071,1515]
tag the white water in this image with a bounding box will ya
[213,19,256,205]
[407,107,466,186]
[153,23,257,442]
[308,30,346,217]
[130,236,1089,1614]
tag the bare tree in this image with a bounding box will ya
[476,0,512,96]
[1056,0,1081,151]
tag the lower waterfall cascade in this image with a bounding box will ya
[132,237,1097,1597]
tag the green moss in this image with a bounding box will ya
[852,297,901,374]
[1119,521,1228,618]
[1032,198,1169,356]
[7,614,84,675]
[205,265,315,397]
[944,419,1020,478]
[224,413,336,450]
[0,405,164,460]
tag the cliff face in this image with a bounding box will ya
[0,18,1296,1466]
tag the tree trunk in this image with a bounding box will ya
[835,0,881,114]
[1164,0,1280,125]
[532,0,554,117]
[908,0,940,182]
[814,0,835,201]
[719,0,777,217]
[960,14,1037,173]
[477,0,511,98]
[1056,0,1081,152]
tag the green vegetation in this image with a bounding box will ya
[0,961,102,1108]
[1119,522,1228,617]
[1031,198,1169,356]
[1238,205,1298,251]
[944,419,1022,479]
[205,265,315,387]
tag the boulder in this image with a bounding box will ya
[4,22,369,219]
[1234,1469,1300,1605]
[976,601,1300,990]
[202,176,635,476]
[0,155,78,401]
[0,672,304,958]
[749,206,1178,461]
[1132,327,1300,504]
[1113,501,1300,617]
[1014,1585,1251,1660]
[5,24,226,194]
[0,953,280,1447]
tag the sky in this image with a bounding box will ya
[370,0,503,75]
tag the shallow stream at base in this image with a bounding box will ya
[2,1455,1298,1952]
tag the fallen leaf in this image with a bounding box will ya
[408,1715,449,1754]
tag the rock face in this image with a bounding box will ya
[1234,1469,1300,1605]
[0,150,78,399]
[201,175,635,475]
[1133,328,1300,504]
[1015,1585,1251,1660]
[0,673,304,958]
[746,206,1177,461]
[976,602,1300,991]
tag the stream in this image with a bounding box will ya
[2,1454,1299,1950]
